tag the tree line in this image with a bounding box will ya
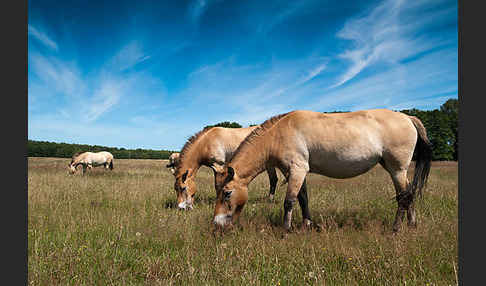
[28,98,458,161]
[27,140,175,160]
[400,98,458,161]
[321,98,458,161]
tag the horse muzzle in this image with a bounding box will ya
[213,214,232,227]
[177,201,193,210]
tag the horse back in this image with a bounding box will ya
[202,127,257,162]
[273,110,417,177]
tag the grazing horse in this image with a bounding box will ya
[173,126,279,210]
[213,109,432,233]
[166,152,180,175]
[68,151,114,175]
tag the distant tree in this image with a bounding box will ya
[401,99,458,161]
[205,121,242,129]
[440,98,458,160]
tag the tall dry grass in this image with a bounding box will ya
[28,157,458,285]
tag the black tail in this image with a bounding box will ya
[109,160,114,170]
[409,116,433,198]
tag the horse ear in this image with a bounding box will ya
[182,169,189,183]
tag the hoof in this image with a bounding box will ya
[300,219,313,231]
[392,225,400,233]
[408,221,417,228]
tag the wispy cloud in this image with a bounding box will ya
[175,56,329,130]
[83,79,123,122]
[29,36,163,124]
[188,0,223,23]
[108,41,151,71]
[28,0,456,150]
[29,52,85,98]
[257,1,311,34]
[28,25,59,51]
[331,0,453,88]
[310,48,457,112]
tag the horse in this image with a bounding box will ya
[173,125,279,210]
[213,109,432,233]
[68,151,114,175]
[166,152,180,175]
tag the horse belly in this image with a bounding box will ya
[308,146,381,179]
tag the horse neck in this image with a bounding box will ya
[178,143,205,177]
[231,134,273,185]
[73,156,83,165]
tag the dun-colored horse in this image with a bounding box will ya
[166,152,180,175]
[173,126,279,210]
[213,109,432,233]
[68,151,114,175]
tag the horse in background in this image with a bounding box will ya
[68,151,114,175]
[166,152,180,175]
[213,109,432,233]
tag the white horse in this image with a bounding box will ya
[166,152,180,175]
[68,151,114,175]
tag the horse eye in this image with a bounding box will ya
[223,191,232,201]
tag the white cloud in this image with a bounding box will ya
[29,53,85,98]
[28,25,59,51]
[309,48,457,112]
[83,79,123,122]
[108,41,151,71]
[331,0,453,88]
[29,39,165,124]
[257,1,311,34]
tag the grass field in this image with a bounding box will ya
[28,157,458,285]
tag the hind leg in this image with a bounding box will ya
[407,199,417,228]
[266,166,278,201]
[388,169,414,232]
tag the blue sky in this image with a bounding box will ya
[28,0,458,151]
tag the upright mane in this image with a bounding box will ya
[232,111,292,158]
[174,126,214,176]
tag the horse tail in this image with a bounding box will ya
[409,116,433,198]
[109,157,114,170]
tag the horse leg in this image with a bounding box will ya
[283,167,308,231]
[388,169,413,232]
[266,166,278,201]
[407,197,417,228]
[82,164,87,175]
[297,178,312,228]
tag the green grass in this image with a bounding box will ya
[28,158,458,285]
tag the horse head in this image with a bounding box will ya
[174,168,197,210]
[213,166,248,229]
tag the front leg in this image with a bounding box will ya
[297,178,312,228]
[266,166,278,201]
[283,168,308,231]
